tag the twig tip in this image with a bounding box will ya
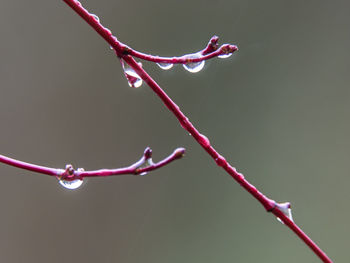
[144,147,153,159]
[174,147,186,159]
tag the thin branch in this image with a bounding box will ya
[124,36,238,64]
[0,147,185,181]
[61,1,333,262]
[77,147,185,179]
[62,1,237,66]
[271,207,331,262]
[0,154,62,176]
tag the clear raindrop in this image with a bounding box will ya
[74,0,82,6]
[58,178,83,190]
[138,158,154,176]
[276,202,294,224]
[183,53,205,73]
[157,62,173,70]
[218,53,232,59]
[121,60,142,88]
[91,14,100,22]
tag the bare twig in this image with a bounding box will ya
[124,36,238,64]
[1,0,331,261]
[0,147,185,181]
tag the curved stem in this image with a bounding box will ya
[0,147,185,180]
[78,147,185,178]
[127,41,238,64]
[62,1,333,262]
[0,154,61,176]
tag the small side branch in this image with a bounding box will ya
[0,147,185,181]
[62,1,237,66]
[125,36,238,64]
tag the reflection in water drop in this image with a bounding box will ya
[183,53,205,73]
[91,14,100,22]
[74,0,82,6]
[157,63,173,70]
[121,60,143,88]
[218,53,232,59]
[58,178,83,190]
[276,202,294,224]
[138,158,154,176]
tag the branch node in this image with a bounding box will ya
[215,155,227,168]
[276,202,294,223]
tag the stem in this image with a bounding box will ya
[127,41,238,64]
[62,0,333,262]
[123,55,275,213]
[272,209,331,262]
[0,147,185,180]
[0,154,61,176]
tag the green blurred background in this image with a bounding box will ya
[0,0,349,262]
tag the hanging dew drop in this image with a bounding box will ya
[218,53,233,59]
[125,69,142,88]
[121,60,143,88]
[157,63,173,70]
[183,61,205,73]
[183,53,205,73]
[91,14,100,22]
[58,178,83,190]
[138,158,154,176]
[276,202,294,224]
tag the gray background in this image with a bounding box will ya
[0,0,349,262]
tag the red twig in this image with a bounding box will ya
[0,147,185,180]
[41,0,333,261]
[125,37,238,64]
[272,208,331,262]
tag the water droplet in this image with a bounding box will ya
[74,0,82,6]
[276,202,293,224]
[91,14,100,22]
[138,158,154,176]
[157,62,173,70]
[103,27,112,36]
[121,60,142,88]
[58,178,83,190]
[183,53,205,73]
[218,53,233,59]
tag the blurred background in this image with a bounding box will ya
[0,0,349,262]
